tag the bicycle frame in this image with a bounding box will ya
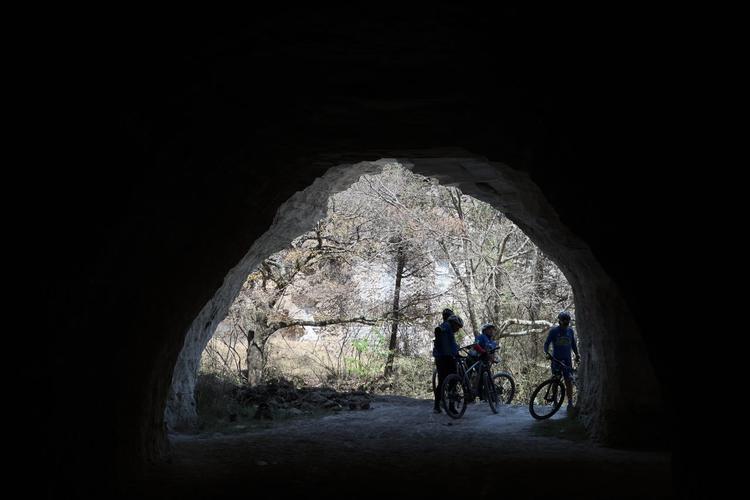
[456,357,484,397]
[434,345,514,412]
[433,345,511,389]
[548,355,577,385]
[457,347,498,398]
[441,346,510,418]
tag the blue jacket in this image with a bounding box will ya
[475,333,497,352]
[433,321,459,358]
[544,326,578,361]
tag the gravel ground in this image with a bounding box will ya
[126,396,672,499]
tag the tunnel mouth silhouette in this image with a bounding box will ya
[188,160,577,427]
[164,152,664,453]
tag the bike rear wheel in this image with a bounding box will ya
[493,372,516,404]
[529,378,565,420]
[483,371,498,414]
[442,373,468,419]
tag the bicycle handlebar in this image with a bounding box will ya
[456,345,499,357]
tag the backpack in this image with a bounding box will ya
[432,326,441,352]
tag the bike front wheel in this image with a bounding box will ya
[442,373,468,419]
[529,378,565,420]
[483,371,498,414]
[493,372,516,404]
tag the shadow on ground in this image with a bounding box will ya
[126,396,672,499]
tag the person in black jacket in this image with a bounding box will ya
[432,311,463,413]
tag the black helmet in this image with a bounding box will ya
[558,311,571,322]
[481,323,496,335]
[447,315,464,328]
[442,308,454,321]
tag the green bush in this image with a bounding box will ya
[344,335,387,379]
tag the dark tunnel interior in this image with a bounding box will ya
[39,6,694,499]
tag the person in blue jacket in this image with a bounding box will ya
[473,323,498,359]
[432,311,462,413]
[544,311,580,411]
[467,323,499,400]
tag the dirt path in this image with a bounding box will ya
[129,396,672,499]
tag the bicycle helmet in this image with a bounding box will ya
[442,308,455,321]
[481,323,496,335]
[447,315,464,328]
[558,311,571,322]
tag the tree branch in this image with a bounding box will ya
[498,318,554,334]
[270,316,378,331]
[496,327,549,338]
[500,237,532,264]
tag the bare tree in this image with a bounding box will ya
[201,162,575,395]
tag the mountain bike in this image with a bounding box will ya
[432,346,516,405]
[528,356,577,420]
[441,347,508,418]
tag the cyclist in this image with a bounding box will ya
[468,323,498,399]
[543,311,580,412]
[432,308,455,359]
[432,313,462,413]
[473,323,498,359]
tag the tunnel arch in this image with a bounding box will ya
[44,7,688,497]
[165,150,663,454]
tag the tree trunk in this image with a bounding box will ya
[245,329,264,385]
[530,247,545,319]
[444,256,479,336]
[384,245,406,377]
[448,188,479,335]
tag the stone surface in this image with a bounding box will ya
[129,397,673,499]
[165,160,385,431]
[45,7,683,497]
[166,156,664,447]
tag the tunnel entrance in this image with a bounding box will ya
[165,153,663,450]
[127,154,674,499]
[189,161,577,432]
[47,8,687,497]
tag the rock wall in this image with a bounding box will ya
[166,155,664,445]
[47,7,677,496]
[166,160,385,430]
